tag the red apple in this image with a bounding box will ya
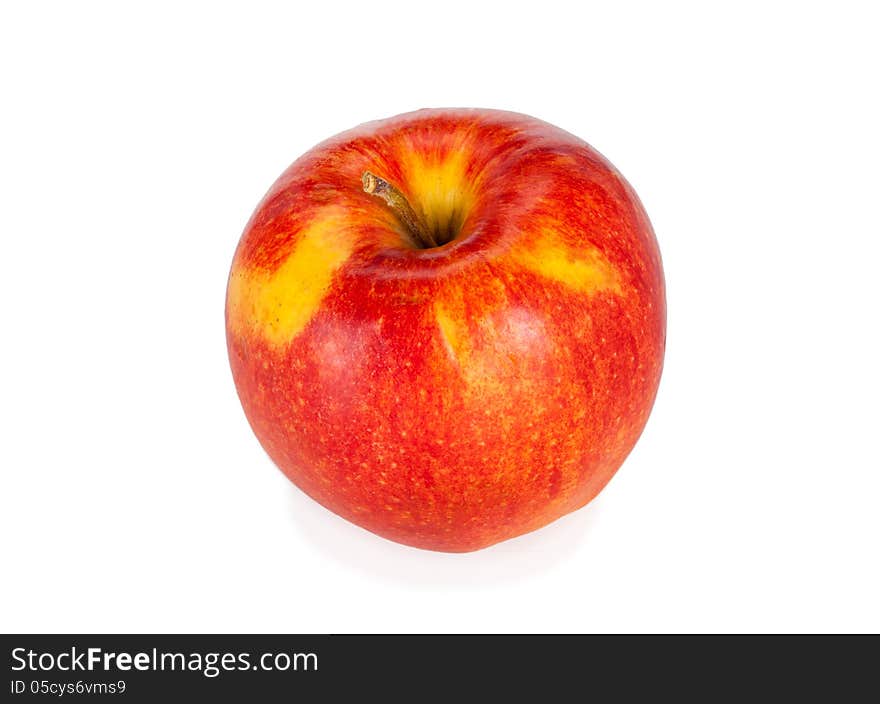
[226,109,665,552]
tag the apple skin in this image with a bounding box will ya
[226,109,665,552]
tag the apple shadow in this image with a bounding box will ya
[285,484,602,588]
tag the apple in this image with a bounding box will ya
[226,109,665,552]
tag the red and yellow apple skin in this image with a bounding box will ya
[226,109,665,552]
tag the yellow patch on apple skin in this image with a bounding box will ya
[510,236,623,296]
[434,301,468,365]
[401,148,476,240]
[227,212,354,345]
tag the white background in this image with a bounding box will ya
[1,1,878,633]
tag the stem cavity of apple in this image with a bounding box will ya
[362,171,441,249]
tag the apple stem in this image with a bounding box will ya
[362,171,439,249]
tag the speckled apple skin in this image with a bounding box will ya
[226,109,665,552]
